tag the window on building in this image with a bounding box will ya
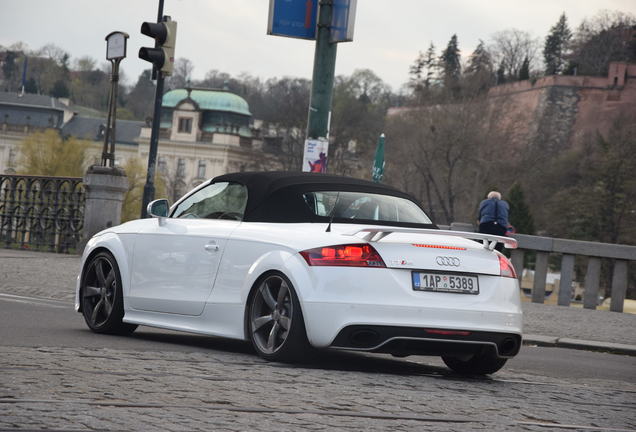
[177,158,186,177]
[158,156,167,174]
[8,148,16,167]
[197,160,206,179]
[178,117,192,133]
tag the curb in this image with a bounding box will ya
[523,334,636,356]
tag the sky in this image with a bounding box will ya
[1,0,635,91]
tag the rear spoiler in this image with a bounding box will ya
[344,227,517,250]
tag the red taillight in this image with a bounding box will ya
[498,254,517,278]
[300,244,386,267]
[412,244,467,250]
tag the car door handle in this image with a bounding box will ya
[204,243,220,252]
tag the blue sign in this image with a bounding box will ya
[330,0,357,43]
[267,0,318,40]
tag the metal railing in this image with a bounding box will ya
[0,174,85,253]
[447,223,636,313]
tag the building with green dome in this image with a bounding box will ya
[137,86,278,201]
[160,88,254,140]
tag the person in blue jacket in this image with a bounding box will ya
[478,191,509,251]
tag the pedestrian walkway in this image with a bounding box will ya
[1,248,635,355]
[522,302,636,355]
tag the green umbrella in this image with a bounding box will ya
[372,133,385,183]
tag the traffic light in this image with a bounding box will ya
[139,17,177,77]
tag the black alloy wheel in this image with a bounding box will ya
[442,347,508,375]
[248,273,310,362]
[81,251,137,335]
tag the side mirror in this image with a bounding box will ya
[148,199,169,224]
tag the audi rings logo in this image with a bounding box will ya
[436,256,460,266]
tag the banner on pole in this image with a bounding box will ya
[302,138,329,173]
[372,133,385,183]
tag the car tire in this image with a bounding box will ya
[81,250,137,335]
[442,348,507,375]
[248,272,310,362]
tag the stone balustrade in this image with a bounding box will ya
[446,222,635,313]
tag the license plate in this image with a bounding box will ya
[412,271,479,294]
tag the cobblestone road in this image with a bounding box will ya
[1,343,635,431]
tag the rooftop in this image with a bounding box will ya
[61,116,144,145]
[162,88,251,117]
[0,92,69,111]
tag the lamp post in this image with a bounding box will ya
[81,31,130,249]
[102,31,129,167]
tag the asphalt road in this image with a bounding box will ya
[1,294,635,431]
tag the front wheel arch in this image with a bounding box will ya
[80,249,137,335]
[78,246,112,312]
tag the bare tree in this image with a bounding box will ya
[263,126,305,171]
[73,56,97,72]
[386,94,509,225]
[167,58,194,89]
[37,43,70,67]
[199,69,233,88]
[489,29,540,80]
[568,10,636,76]
[260,77,311,170]
[330,69,391,175]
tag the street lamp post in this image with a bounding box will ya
[102,31,129,167]
[81,31,130,248]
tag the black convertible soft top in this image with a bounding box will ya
[211,171,435,228]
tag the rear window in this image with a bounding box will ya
[303,191,432,225]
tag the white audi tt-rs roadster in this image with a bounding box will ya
[76,171,522,375]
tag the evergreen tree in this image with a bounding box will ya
[519,57,530,80]
[507,183,535,234]
[440,35,461,94]
[408,51,426,98]
[2,51,19,91]
[496,62,506,85]
[544,13,572,75]
[465,40,494,92]
[50,79,69,98]
[126,69,156,120]
[466,40,492,76]
[422,43,438,89]
[408,43,438,102]
[24,77,38,93]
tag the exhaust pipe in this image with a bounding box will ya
[350,329,380,347]
[499,338,518,356]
